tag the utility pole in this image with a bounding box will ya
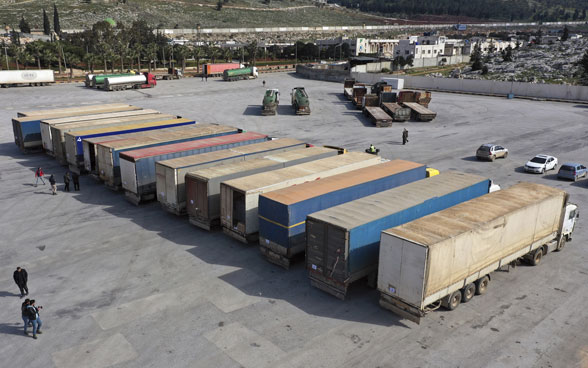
[295,42,297,64]
[3,46,9,70]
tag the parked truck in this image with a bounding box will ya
[1,70,54,88]
[352,85,368,106]
[378,182,578,324]
[306,171,491,300]
[291,87,311,115]
[223,67,258,81]
[262,89,280,116]
[103,72,157,91]
[203,63,241,77]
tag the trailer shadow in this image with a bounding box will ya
[52,179,406,327]
[243,105,262,116]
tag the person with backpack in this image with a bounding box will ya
[34,167,45,187]
[22,298,30,335]
[48,175,57,195]
[26,300,42,339]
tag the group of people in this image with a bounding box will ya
[14,267,43,339]
[35,167,79,195]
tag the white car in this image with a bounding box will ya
[524,154,558,174]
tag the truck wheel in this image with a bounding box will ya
[442,290,462,310]
[462,283,476,303]
[556,238,566,251]
[529,248,543,266]
[475,276,490,295]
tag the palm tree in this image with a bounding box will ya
[41,48,56,69]
[64,52,79,79]
[26,41,43,70]
[22,50,34,70]
[174,44,190,72]
[193,46,205,73]
[146,43,158,72]
[133,44,143,72]
[223,48,233,62]
[208,47,221,64]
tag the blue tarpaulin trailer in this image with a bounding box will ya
[258,160,426,268]
[305,171,491,299]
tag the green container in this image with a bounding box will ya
[224,67,253,78]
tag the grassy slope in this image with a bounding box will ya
[0,0,381,29]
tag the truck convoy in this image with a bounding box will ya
[1,70,55,88]
[378,182,578,323]
[103,72,157,91]
[262,89,280,116]
[291,87,311,115]
[223,67,258,81]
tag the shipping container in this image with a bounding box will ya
[186,147,339,230]
[380,78,404,90]
[0,70,54,87]
[12,104,142,152]
[40,109,161,154]
[51,114,179,166]
[120,132,269,204]
[96,124,240,189]
[378,182,577,324]
[203,63,241,76]
[221,152,383,243]
[258,160,426,268]
[63,117,193,170]
[156,138,307,216]
[306,171,491,300]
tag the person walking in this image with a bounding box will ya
[402,128,409,145]
[262,80,266,87]
[22,299,30,335]
[34,167,45,187]
[13,267,29,297]
[49,175,57,195]
[63,172,71,192]
[26,300,42,339]
[72,172,80,191]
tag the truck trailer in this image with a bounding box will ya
[378,182,578,324]
[223,67,258,81]
[155,138,307,216]
[262,89,280,116]
[186,147,339,231]
[343,78,355,99]
[258,160,426,268]
[306,171,491,300]
[220,152,383,244]
[292,87,311,115]
[0,70,54,87]
[103,73,156,91]
[120,132,268,204]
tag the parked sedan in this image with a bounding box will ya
[476,144,508,161]
[524,154,558,174]
[557,163,587,181]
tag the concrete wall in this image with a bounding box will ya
[351,56,469,73]
[350,73,588,102]
[296,65,349,83]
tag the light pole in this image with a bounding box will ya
[295,41,297,65]
[3,46,9,70]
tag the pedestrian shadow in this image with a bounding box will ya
[0,322,26,337]
[0,291,20,297]
[33,191,53,195]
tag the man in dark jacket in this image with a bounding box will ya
[49,174,57,195]
[22,299,30,335]
[72,172,80,191]
[63,172,71,192]
[13,267,28,297]
[402,128,409,145]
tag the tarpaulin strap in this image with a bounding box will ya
[258,215,305,229]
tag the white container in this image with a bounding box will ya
[0,70,54,85]
[381,77,404,90]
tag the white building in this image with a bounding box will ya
[316,37,398,56]
[470,38,518,54]
[394,35,448,59]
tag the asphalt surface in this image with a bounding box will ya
[1,73,587,368]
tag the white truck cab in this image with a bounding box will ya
[563,203,579,241]
[252,67,259,78]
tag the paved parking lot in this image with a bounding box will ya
[1,73,587,368]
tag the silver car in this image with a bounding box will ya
[476,144,508,161]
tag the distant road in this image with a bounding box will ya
[61,20,587,36]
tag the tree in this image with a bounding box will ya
[43,9,51,36]
[246,41,258,65]
[174,44,190,72]
[26,41,44,70]
[19,16,31,34]
[481,65,489,75]
[561,26,569,42]
[193,46,205,73]
[470,43,483,71]
[579,49,588,85]
[216,0,223,10]
[146,43,158,72]
[53,4,61,35]
[64,52,79,79]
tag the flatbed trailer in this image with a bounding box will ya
[402,102,437,121]
[381,102,411,122]
[364,106,394,127]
